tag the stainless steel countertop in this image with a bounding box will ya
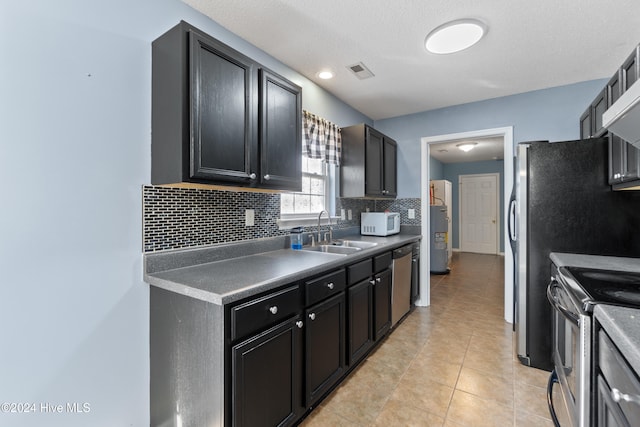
[144,234,421,305]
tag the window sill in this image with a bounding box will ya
[277,216,340,230]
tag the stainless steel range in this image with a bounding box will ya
[547,263,640,427]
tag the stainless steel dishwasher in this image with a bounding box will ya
[391,244,413,326]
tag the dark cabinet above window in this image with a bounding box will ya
[151,21,301,191]
[341,124,398,198]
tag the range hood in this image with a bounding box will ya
[603,81,640,148]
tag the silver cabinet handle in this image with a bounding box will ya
[296,321,303,329]
[249,173,257,180]
[612,388,640,405]
[376,277,381,283]
[269,306,278,315]
[309,313,316,321]
[263,174,271,181]
[327,282,334,290]
[370,280,376,285]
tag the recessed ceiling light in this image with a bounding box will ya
[317,70,334,80]
[425,19,487,54]
[456,142,478,152]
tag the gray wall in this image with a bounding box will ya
[1,1,368,426]
[373,79,607,198]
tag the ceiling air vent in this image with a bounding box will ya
[347,62,374,80]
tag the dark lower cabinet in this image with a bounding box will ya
[347,279,374,365]
[232,316,304,427]
[373,269,392,341]
[305,292,346,406]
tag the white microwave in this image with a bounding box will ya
[361,212,400,236]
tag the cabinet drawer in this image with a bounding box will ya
[305,269,346,306]
[599,331,640,422]
[347,259,373,285]
[373,252,392,273]
[231,286,300,341]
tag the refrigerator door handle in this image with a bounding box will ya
[508,197,517,242]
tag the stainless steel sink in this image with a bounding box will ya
[335,240,378,249]
[301,245,362,255]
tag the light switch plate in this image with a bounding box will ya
[348,209,352,220]
[245,209,255,226]
[408,209,415,219]
[341,209,346,220]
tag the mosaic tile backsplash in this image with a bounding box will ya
[143,185,421,252]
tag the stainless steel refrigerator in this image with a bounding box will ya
[510,138,640,371]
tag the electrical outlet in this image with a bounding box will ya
[245,209,255,226]
[348,209,352,220]
[341,209,346,220]
[408,209,415,219]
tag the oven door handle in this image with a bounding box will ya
[547,369,562,427]
[547,279,580,326]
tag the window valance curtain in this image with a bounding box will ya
[302,110,342,165]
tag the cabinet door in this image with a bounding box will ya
[189,31,258,184]
[597,375,629,427]
[592,88,608,137]
[622,47,639,92]
[259,69,302,191]
[365,127,384,197]
[373,269,391,341]
[383,137,397,197]
[609,134,625,184]
[347,279,374,365]
[623,142,640,182]
[580,107,592,139]
[232,316,303,427]
[305,293,346,406]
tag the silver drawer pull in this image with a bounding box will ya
[612,388,640,405]
[370,280,376,285]
[249,173,257,180]
[327,282,334,290]
[309,313,316,321]
[376,277,381,283]
[269,306,278,315]
[264,174,271,181]
[296,321,303,329]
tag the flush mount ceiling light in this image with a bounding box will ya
[317,70,334,80]
[425,19,487,54]
[457,142,478,152]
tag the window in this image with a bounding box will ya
[281,156,329,217]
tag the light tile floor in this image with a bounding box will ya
[300,252,555,427]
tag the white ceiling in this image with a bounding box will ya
[182,0,640,122]
[429,136,505,163]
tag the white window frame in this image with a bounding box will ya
[277,158,338,229]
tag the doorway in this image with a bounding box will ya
[459,173,500,254]
[418,127,514,324]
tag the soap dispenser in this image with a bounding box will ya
[290,227,303,250]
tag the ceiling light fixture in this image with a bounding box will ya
[425,19,487,54]
[317,70,334,80]
[457,142,477,152]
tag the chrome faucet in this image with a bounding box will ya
[317,210,332,244]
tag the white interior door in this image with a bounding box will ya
[459,173,499,254]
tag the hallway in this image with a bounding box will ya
[300,252,554,426]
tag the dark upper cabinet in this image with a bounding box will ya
[151,21,301,191]
[580,107,592,139]
[622,46,639,92]
[341,124,398,198]
[609,133,640,186]
[592,89,608,138]
[259,69,302,190]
